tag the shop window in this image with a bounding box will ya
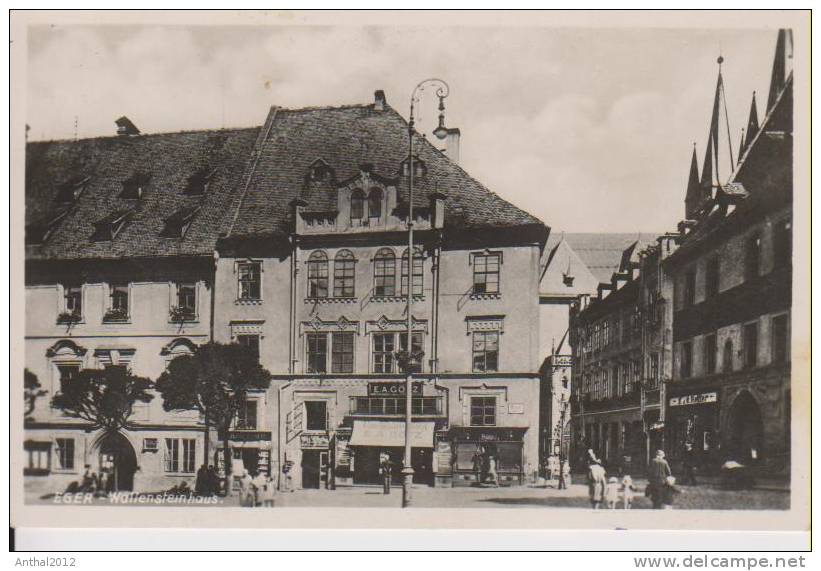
[306,333,328,374]
[238,261,262,300]
[57,364,80,394]
[680,341,693,379]
[401,247,424,297]
[471,331,499,372]
[496,442,523,473]
[333,250,356,298]
[472,253,501,295]
[368,188,383,219]
[331,332,354,374]
[164,438,196,473]
[722,340,734,373]
[235,399,258,431]
[305,401,328,431]
[237,334,260,361]
[307,251,329,298]
[470,396,496,426]
[745,234,762,281]
[683,270,696,307]
[372,332,395,373]
[771,314,789,364]
[743,322,759,369]
[373,248,396,297]
[773,219,792,269]
[704,333,718,374]
[55,438,75,471]
[705,257,720,298]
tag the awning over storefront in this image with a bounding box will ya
[349,420,434,448]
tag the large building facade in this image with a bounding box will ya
[24,91,549,494]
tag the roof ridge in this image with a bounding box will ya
[27,125,261,145]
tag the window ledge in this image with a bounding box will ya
[235,298,263,306]
[304,297,358,304]
[102,318,131,324]
[370,295,424,303]
[470,292,502,300]
[168,319,200,325]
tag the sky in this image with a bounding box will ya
[26,24,779,233]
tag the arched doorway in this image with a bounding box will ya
[97,432,138,492]
[726,391,764,464]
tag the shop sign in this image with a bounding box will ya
[300,433,330,449]
[649,422,665,431]
[454,428,526,442]
[228,431,272,442]
[553,355,573,368]
[368,381,423,396]
[669,392,717,407]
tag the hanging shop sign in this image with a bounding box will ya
[669,392,717,407]
[553,355,573,368]
[300,433,330,449]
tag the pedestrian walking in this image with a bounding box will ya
[621,474,636,509]
[259,476,275,508]
[472,449,484,485]
[239,469,254,507]
[647,449,672,509]
[682,442,698,486]
[195,464,208,495]
[605,476,620,509]
[379,452,392,495]
[486,455,499,487]
[587,460,606,509]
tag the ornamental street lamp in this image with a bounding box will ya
[400,78,450,508]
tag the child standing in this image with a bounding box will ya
[621,475,636,509]
[662,475,681,509]
[605,476,620,509]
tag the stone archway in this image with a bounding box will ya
[726,391,764,464]
[95,431,138,492]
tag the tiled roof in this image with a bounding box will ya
[25,127,260,260]
[223,102,546,239]
[545,233,661,283]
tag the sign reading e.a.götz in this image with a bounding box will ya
[368,381,423,396]
[669,392,718,407]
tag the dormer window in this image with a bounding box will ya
[120,173,150,199]
[185,167,216,195]
[350,189,365,224]
[26,207,70,245]
[368,188,383,219]
[91,209,133,242]
[160,206,200,238]
[307,159,333,184]
[402,156,427,178]
[55,176,90,203]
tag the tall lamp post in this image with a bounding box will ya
[400,78,450,508]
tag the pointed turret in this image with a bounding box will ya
[684,144,702,219]
[738,129,745,165]
[767,29,793,114]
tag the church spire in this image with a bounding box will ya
[699,56,735,200]
[767,29,793,114]
[739,91,759,160]
[684,143,701,219]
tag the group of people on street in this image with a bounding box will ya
[238,469,276,507]
[472,448,499,487]
[585,447,681,509]
[71,464,114,496]
[194,464,223,496]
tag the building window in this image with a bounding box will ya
[593,323,601,351]
[399,331,424,374]
[401,247,424,297]
[472,331,499,372]
[602,320,611,347]
[331,332,355,374]
[306,333,328,374]
[164,438,196,473]
[26,441,51,474]
[368,188,383,219]
[372,332,395,373]
[64,285,82,318]
[333,250,356,298]
[237,334,260,361]
[745,234,762,281]
[773,219,792,269]
[680,341,693,379]
[238,261,262,300]
[683,270,696,307]
[611,365,620,397]
[235,399,258,430]
[350,189,365,223]
[373,248,396,297]
[472,253,501,295]
[771,314,789,364]
[470,396,496,426]
[57,364,80,394]
[649,352,659,388]
[55,438,75,470]
[305,401,328,431]
[743,322,759,369]
[704,333,718,374]
[705,257,720,298]
[307,251,329,299]
[176,283,197,315]
[723,340,734,373]
[109,283,129,314]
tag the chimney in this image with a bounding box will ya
[374,90,387,112]
[444,128,461,164]
[115,116,140,137]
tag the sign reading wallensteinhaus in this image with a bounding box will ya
[669,392,718,407]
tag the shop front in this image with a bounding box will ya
[449,427,527,486]
[666,389,720,471]
[347,420,435,486]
